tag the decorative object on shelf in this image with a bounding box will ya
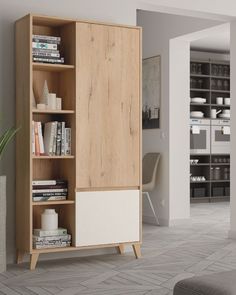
[41,80,49,105]
[191,97,206,104]
[190,159,199,165]
[56,97,62,110]
[216,97,223,105]
[36,103,46,110]
[142,55,161,129]
[224,97,230,105]
[47,93,57,110]
[219,109,230,119]
[190,176,206,182]
[190,111,204,118]
[41,209,58,231]
[0,123,19,273]
[211,109,221,119]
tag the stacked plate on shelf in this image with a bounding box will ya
[190,111,204,118]
[191,97,206,104]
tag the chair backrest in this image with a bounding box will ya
[142,153,161,188]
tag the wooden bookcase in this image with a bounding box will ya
[15,14,142,270]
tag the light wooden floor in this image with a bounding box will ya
[1,202,235,295]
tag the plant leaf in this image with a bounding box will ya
[0,127,20,158]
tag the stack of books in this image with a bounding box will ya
[32,179,68,202]
[32,34,64,64]
[32,121,71,156]
[33,228,71,249]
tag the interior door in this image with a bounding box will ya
[76,22,141,189]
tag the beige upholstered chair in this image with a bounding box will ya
[142,153,161,225]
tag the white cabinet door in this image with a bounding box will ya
[76,190,140,247]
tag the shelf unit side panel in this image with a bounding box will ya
[15,15,32,252]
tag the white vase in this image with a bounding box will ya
[0,176,6,273]
[41,209,58,231]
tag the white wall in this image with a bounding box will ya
[0,0,236,264]
[137,11,221,225]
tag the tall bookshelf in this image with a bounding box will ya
[16,14,142,270]
[190,58,230,203]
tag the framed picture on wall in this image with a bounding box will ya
[142,55,161,129]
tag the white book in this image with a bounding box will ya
[32,121,35,155]
[65,128,71,155]
[52,122,58,155]
[61,122,65,155]
[37,122,45,155]
[32,180,57,186]
[33,234,71,242]
[44,121,57,155]
[33,228,67,237]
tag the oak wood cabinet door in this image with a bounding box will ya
[76,22,141,189]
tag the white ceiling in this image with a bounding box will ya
[191,24,230,53]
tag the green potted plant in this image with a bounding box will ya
[0,126,19,273]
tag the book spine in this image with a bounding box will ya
[32,180,67,186]
[32,38,61,45]
[33,52,60,58]
[38,122,45,155]
[33,57,64,64]
[52,122,58,155]
[33,242,71,249]
[65,128,71,155]
[32,35,61,42]
[32,188,68,193]
[56,122,62,156]
[33,228,67,237]
[33,48,60,54]
[32,195,67,201]
[32,121,35,155]
[33,234,71,242]
[34,122,40,156]
[61,122,65,155]
[32,192,67,197]
[32,184,67,190]
[32,42,58,50]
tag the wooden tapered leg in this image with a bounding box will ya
[30,253,39,270]
[132,244,141,259]
[117,244,125,254]
[16,250,24,264]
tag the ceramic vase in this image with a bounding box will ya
[0,176,6,273]
[41,209,58,231]
[41,80,49,105]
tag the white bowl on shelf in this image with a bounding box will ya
[191,97,206,104]
[190,111,204,118]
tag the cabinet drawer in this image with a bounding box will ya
[76,190,140,247]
